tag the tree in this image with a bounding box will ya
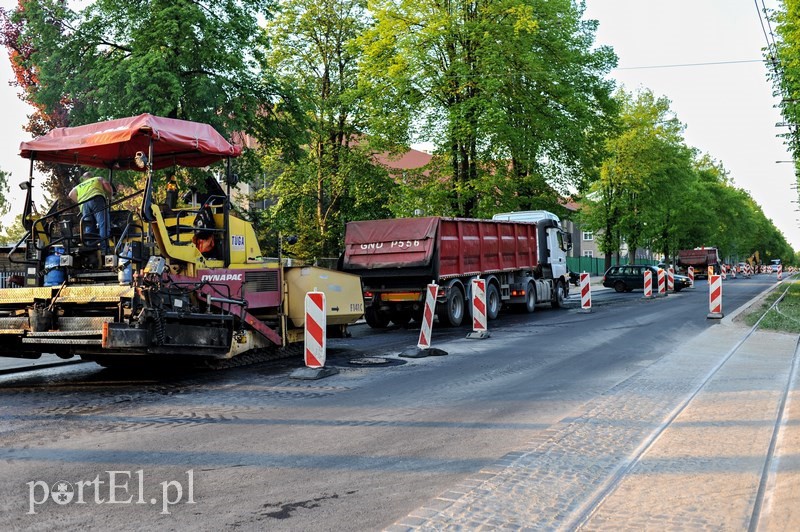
[361,0,617,218]
[0,0,77,203]
[263,0,395,258]
[582,89,688,268]
[768,0,800,171]
[1,0,293,200]
[0,168,10,226]
[0,214,28,244]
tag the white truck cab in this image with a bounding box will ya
[491,210,572,279]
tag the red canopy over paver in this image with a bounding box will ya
[19,113,241,170]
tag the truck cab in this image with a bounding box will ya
[491,210,572,279]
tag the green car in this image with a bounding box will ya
[602,264,692,293]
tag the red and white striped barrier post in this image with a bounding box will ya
[643,269,655,299]
[688,266,695,287]
[418,283,439,349]
[657,268,667,297]
[667,267,675,292]
[778,264,783,281]
[707,274,723,319]
[400,283,447,358]
[290,290,339,379]
[580,272,591,312]
[304,291,326,368]
[467,278,490,339]
[721,265,727,281]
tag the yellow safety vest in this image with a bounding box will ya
[74,177,107,203]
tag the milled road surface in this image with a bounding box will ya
[0,276,793,530]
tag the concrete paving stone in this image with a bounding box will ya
[398,516,428,527]
[385,526,415,532]
[389,324,800,530]
[439,491,466,501]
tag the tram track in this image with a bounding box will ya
[567,283,800,530]
[387,278,800,530]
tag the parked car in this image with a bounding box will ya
[602,264,692,293]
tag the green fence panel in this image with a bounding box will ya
[567,256,660,275]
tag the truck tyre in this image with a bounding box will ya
[486,283,500,320]
[551,281,566,309]
[524,282,536,313]
[438,286,465,327]
[365,307,390,329]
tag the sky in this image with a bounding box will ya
[582,0,797,248]
[0,0,797,248]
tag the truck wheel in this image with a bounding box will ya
[438,286,464,327]
[551,281,566,309]
[524,282,536,313]
[365,307,390,329]
[486,284,500,320]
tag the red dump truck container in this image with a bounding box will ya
[677,248,721,278]
[342,215,571,328]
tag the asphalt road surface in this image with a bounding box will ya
[0,276,778,530]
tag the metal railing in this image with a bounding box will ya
[0,270,25,288]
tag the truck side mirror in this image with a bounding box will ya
[564,233,573,251]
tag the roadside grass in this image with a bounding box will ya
[743,279,800,334]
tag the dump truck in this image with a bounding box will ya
[0,114,363,367]
[676,248,721,279]
[340,211,572,328]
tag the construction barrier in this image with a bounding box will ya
[708,265,714,278]
[418,283,439,349]
[304,291,326,368]
[467,279,490,339]
[720,266,727,281]
[778,264,783,281]
[580,272,591,312]
[657,268,667,297]
[707,274,723,319]
[643,269,654,299]
[667,267,675,292]
[688,266,695,286]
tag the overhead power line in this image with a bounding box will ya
[615,59,764,71]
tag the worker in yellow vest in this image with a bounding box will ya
[68,171,115,253]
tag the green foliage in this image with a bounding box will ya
[265,146,395,260]
[360,0,617,217]
[262,0,398,259]
[23,0,275,131]
[582,88,795,266]
[0,168,10,224]
[0,214,28,244]
[770,0,800,171]
[7,0,298,194]
[2,0,793,264]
